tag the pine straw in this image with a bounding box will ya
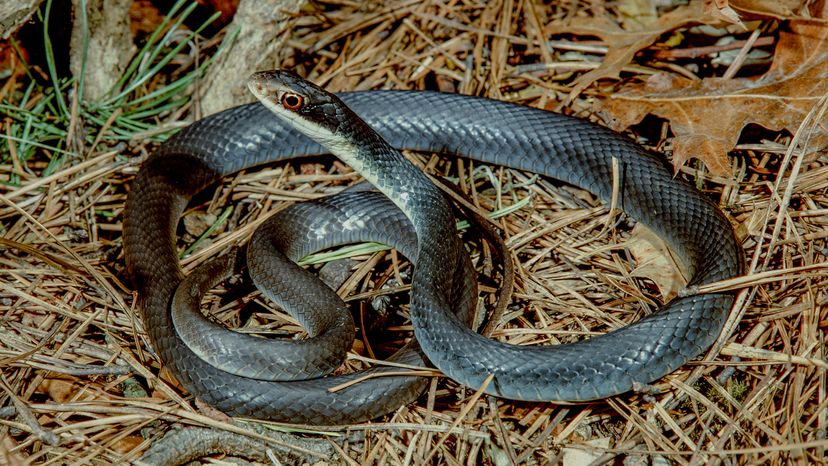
[1,1,827,464]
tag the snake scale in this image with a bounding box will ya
[123,70,742,424]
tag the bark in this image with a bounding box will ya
[0,0,43,38]
[198,0,307,116]
[69,0,134,102]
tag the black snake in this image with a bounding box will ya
[123,70,742,424]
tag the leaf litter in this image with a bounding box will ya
[597,20,828,175]
[1,0,827,464]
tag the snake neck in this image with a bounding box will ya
[322,110,464,315]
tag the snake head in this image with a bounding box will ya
[247,70,350,146]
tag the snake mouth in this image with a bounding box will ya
[247,69,323,109]
[247,72,318,134]
[247,70,362,158]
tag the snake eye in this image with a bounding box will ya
[281,93,303,110]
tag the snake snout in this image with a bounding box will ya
[247,72,274,99]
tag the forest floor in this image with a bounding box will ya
[0,0,826,464]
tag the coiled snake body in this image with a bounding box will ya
[124,71,742,424]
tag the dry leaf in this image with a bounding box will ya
[617,0,659,28]
[547,1,715,101]
[156,366,183,394]
[562,437,612,466]
[37,378,82,403]
[182,211,218,237]
[731,0,812,19]
[595,20,828,175]
[627,224,687,301]
[111,435,147,454]
[550,0,820,102]
[807,0,828,18]
[195,398,234,422]
[704,0,745,26]
[2,433,27,466]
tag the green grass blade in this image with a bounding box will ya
[108,0,189,98]
[41,0,69,118]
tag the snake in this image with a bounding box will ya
[123,70,742,425]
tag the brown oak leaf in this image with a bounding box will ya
[550,0,822,103]
[730,0,816,20]
[627,224,687,301]
[595,20,828,175]
[547,1,718,101]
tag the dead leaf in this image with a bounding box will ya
[182,211,218,237]
[37,378,81,403]
[129,1,166,36]
[731,0,812,19]
[1,433,27,466]
[195,398,234,422]
[547,1,716,101]
[197,0,239,23]
[111,435,146,454]
[155,366,183,394]
[596,20,828,175]
[627,224,687,301]
[704,0,745,26]
[617,0,659,29]
[562,437,612,466]
[808,0,828,18]
[550,0,821,103]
